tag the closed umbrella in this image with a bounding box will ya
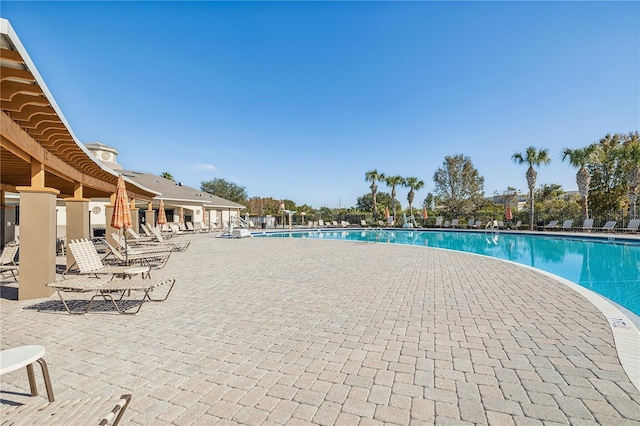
[384,206,390,223]
[505,204,513,221]
[157,199,167,227]
[422,207,428,227]
[111,175,132,264]
[179,206,184,223]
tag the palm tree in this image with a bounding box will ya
[561,145,597,221]
[615,133,640,219]
[160,171,175,181]
[385,175,405,223]
[404,177,425,217]
[365,170,385,220]
[512,147,551,230]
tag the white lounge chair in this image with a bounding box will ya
[65,239,141,279]
[622,218,640,233]
[542,220,559,230]
[1,393,132,425]
[0,241,19,282]
[561,219,574,231]
[435,216,443,227]
[451,219,459,228]
[596,220,617,233]
[578,218,594,232]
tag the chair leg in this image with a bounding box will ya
[36,358,55,402]
[26,363,38,396]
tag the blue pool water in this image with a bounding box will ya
[257,229,640,316]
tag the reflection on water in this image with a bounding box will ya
[261,230,640,315]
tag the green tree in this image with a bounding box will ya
[403,177,425,217]
[160,171,174,181]
[356,192,392,216]
[365,169,385,221]
[587,134,626,213]
[561,145,597,221]
[384,175,405,223]
[432,154,485,218]
[422,193,435,210]
[201,178,248,205]
[614,131,640,219]
[512,147,551,230]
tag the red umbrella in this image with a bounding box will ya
[422,207,428,220]
[505,204,513,221]
[157,199,167,226]
[111,175,132,263]
[384,206,390,220]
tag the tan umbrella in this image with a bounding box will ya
[505,204,513,221]
[422,207,428,227]
[179,206,184,223]
[111,175,132,264]
[157,199,167,226]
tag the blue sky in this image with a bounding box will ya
[2,1,638,208]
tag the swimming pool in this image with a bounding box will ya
[257,229,640,316]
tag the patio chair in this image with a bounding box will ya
[444,220,451,228]
[474,220,482,229]
[451,219,459,228]
[100,238,172,269]
[435,216,443,227]
[0,393,132,425]
[113,232,188,254]
[622,218,640,233]
[147,227,191,252]
[578,218,594,231]
[561,219,574,231]
[47,276,176,315]
[0,241,19,282]
[360,219,367,227]
[140,223,154,237]
[513,220,522,230]
[64,239,142,279]
[542,220,559,230]
[467,219,475,228]
[596,220,617,233]
[126,228,155,242]
[497,220,506,229]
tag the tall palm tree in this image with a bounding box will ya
[615,134,640,219]
[160,171,175,181]
[512,147,551,230]
[404,177,425,217]
[561,145,596,221]
[365,169,385,220]
[385,175,405,223]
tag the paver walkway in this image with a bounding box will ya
[1,235,639,425]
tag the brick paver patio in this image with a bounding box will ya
[1,234,639,425]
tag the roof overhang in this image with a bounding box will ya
[0,19,159,200]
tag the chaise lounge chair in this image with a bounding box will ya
[596,220,617,233]
[65,239,144,279]
[622,218,640,233]
[561,219,574,231]
[1,393,132,425]
[542,220,559,230]
[134,228,191,252]
[0,241,19,282]
[435,216,443,227]
[47,276,176,315]
[578,218,594,232]
[99,238,172,269]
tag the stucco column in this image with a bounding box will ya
[130,208,139,234]
[64,198,90,270]
[145,209,156,228]
[16,187,58,300]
